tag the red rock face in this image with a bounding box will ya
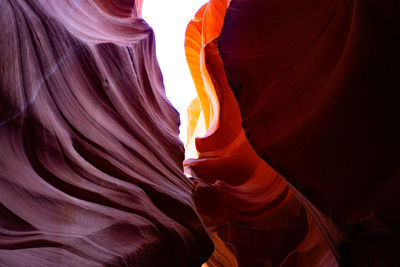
[184,1,337,266]
[218,0,400,265]
[0,0,213,266]
[185,0,400,266]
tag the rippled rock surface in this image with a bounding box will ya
[0,1,213,266]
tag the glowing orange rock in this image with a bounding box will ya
[186,0,400,265]
[184,0,338,265]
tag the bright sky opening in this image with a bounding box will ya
[142,0,208,144]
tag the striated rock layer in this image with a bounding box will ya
[185,0,400,266]
[0,0,213,266]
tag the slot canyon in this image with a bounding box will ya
[0,0,399,266]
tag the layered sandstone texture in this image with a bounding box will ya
[0,0,213,266]
[185,0,400,266]
[1,0,399,266]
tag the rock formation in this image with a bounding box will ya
[185,0,400,266]
[1,0,399,266]
[0,0,212,266]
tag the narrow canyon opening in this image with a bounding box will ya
[142,0,208,151]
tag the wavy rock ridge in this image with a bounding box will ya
[0,0,212,266]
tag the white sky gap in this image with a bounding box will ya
[142,0,208,144]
